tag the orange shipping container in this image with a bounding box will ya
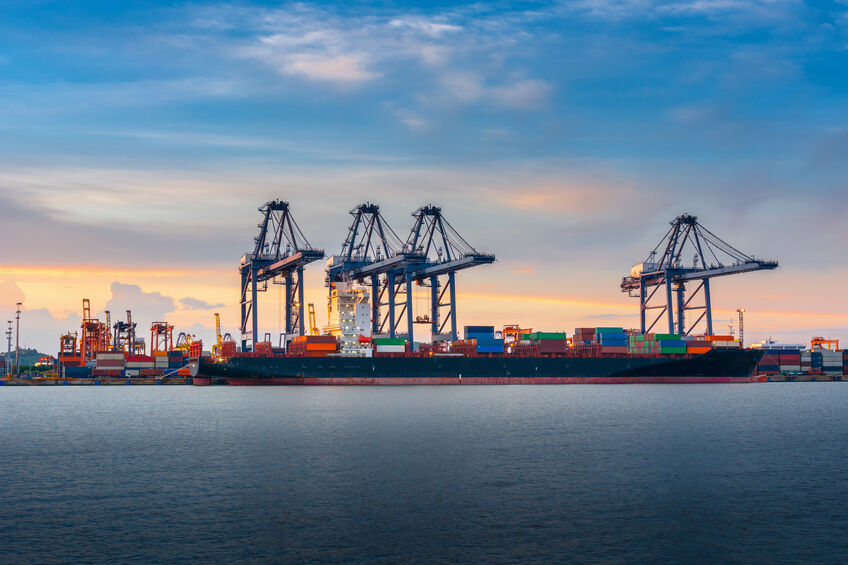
[687,346,712,354]
[706,335,734,341]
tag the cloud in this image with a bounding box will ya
[104,282,176,325]
[179,297,225,310]
[389,17,462,37]
[0,280,26,306]
[279,53,381,83]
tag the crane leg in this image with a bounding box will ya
[430,275,439,337]
[297,266,305,336]
[449,271,458,342]
[406,271,414,343]
[388,273,396,338]
[704,279,713,335]
[665,272,674,334]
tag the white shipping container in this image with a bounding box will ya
[779,365,802,373]
[713,341,741,348]
[126,362,154,369]
[375,345,405,353]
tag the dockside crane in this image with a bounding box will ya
[402,205,495,341]
[240,201,324,351]
[621,214,778,336]
[326,203,427,340]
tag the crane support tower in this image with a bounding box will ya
[621,214,778,336]
[240,200,324,352]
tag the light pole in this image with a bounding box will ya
[5,320,11,377]
[736,308,745,348]
[15,302,21,375]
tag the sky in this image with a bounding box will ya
[0,0,846,353]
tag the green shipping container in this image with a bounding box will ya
[654,334,681,341]
[529,332,567,340]
[373,338,406,345]
[595,327,625,334]
[659,346,687,354]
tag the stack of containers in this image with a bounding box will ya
[153,351,169,371]
[811,351,823,373]
[596,328,627,354]
[526,332,568,354]
[682,335,713,355]
[464,326,504,354]
[93,351,125,377]
[254,341,274,356]
[706,335,741,348]
[126,355,154,378]
[822,350,843,376]
[289,336,338,357]
[573,328,596,346]
[168,350,185,369]
[801,351,811,372]
[778,349,802,374]
[757,349,781,373]
[655,334,686,355]
[844,350,848,377]
[372,337,407,356]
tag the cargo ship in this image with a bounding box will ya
[194,347,765,385]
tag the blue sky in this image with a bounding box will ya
[0,0,847,351]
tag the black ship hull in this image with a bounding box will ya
[195,349,764,385]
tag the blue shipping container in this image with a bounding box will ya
[476,345,504,353]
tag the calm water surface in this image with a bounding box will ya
[1,384,846,564]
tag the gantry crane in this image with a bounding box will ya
[80,299,108,362]
[326,203,427,340]
[150,321,174,353]
[240,201,324,351]
[401,205,495,341]
[811,337,839,352]
[621,214,778,335]
[113,310,137,353]
[326,203,493,342]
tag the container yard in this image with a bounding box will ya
[1,204,844,385]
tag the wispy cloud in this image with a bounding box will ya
[179,297,225,310]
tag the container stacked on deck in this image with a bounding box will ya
[778,349,802,374]
[595,328,627,354]
[525,332,568,354]
[154,351,169,370]
[706,335,741,348]
[628,333,687,355]
[822,350,843,376]
[168,350,185,369]
[93,351,125,377]
[682,335,713,355]
[844,350,848,376]
[126,355,154,377]
[289,336,338,357]
[464,326,504,354]
[373,337,407,356]
[572,328,596,347]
